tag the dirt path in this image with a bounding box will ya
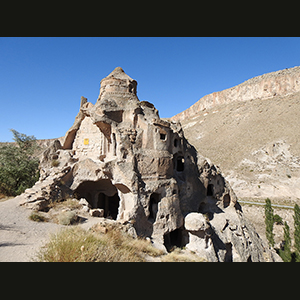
[0,197,63,262]
[0,197,114,262]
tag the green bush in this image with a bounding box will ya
[294,204,300,262]
[264,198,275,247]
[274,214,283,225]
[279,221,292,262]
[0,129,40,196]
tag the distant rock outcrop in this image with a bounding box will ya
[171,66,300,205]
[15,67,280,261]
[172,66,300,121]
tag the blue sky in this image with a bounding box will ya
[1,37,300,142]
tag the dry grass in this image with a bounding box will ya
[161,247,206,262]
[29,212,47,222]
[48,198,82,210]
[0,193,14,202]
[36,226,164,262]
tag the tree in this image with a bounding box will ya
[279,221,292,262]
[0,129,40,196]
[264,198,275,247]
[293,204,300,262]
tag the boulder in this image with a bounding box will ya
[184,213,208,232]
[79,198,91,208]
[90,208,104,217]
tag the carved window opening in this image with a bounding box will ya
[176,156,185,172]
[160,133,166,140]
[223,194,231,208]
[148,192,160,223]
[112,133,117,156]
[207,184,214,196]
[174,139,178,147]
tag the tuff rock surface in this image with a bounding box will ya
[16,67,281,261]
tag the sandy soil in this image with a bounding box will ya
[0,197,102,262]
[0,196,293,262]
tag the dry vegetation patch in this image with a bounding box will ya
[36,224,205,262]
[36,225,164,262]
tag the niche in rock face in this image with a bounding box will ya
[163,227,185,252]
[207,184,214,196]
[74,179,120,220]
[97,192,120,220]
[148,193,161,223]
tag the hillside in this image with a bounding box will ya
[171,67,300,205]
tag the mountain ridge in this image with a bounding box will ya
[172,66,300,122]
[172,66,300,204]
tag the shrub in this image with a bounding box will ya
[29,212,47,222]
[0,129,39,196]
[51,159,60,167]
[264,198,275,247]
[294,204,300,261]
[57,211,78,225]
[279,221,292,262]
[274,214,283,225]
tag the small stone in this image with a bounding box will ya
[90,208,104,217]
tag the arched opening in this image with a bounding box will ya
[163,227,185,252]
[97,192,120,220]
[74,179,120,220]
[174,139,178,147]
[148,193,160,223]
[207,184,214,196]
[223,194,231,208]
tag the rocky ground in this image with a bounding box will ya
[0,197,62,262]
[0,197,106,262]
[0,195,290,262]
[0,197,204,262]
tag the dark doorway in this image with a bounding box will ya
[148,193,160,223]
[163,227,184,252]
[74,179,120,220]
[97,192,120,220]
[207,184,214,196]
[176,156,185,172]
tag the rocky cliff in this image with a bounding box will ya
[172,66,300,121]
[172,66,300,205]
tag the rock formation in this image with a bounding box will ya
[172,66,300,122]
[171,66,300,205]
[16,67,281,261]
